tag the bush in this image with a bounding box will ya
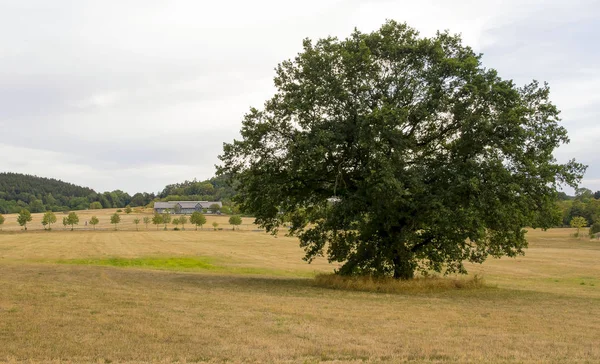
[313,273,485,294]
[589,222,600,238]
[89,202,103,210]
[116,209,123,213]
[173,227,180,231]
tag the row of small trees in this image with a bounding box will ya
[0,209,244,231]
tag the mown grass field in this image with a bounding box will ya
[0,215,599,363]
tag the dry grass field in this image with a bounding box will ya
[0,212,599,363]
[0,208,256,232]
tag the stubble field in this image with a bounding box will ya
[0,210,599,363]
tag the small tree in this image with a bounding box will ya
[125,205,133,214]
[0,214,4,231]
[209,204,221,214]
[162,212,172,230]
[42,211,57,230]
[173,218,181,230]
[152,213,163,230]
[174,204,182,214]
[179,215,188,230]
[190,211,206,230]
[570,216,587,238]
[62,217,68,230]
[212,221,218,231]
[67,212,79,231]
[111,213,121,230]
[143,216,151,230]
[90,216,99,230]
[229,215,242,230]
[17,209,32,231]
[90,202,103,209]
[133,217,141,231]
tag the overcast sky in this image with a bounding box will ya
[1,0,598,194]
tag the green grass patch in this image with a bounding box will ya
[54,256,317,278]
[56,257,218,271]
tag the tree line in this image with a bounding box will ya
[0,173,236,214]
[0,209,244,232]
[558,188,600,238]
[556,188,600,226]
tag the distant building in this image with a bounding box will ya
[153,201,223,214]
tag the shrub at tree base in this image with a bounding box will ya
[218,20,586,279]
[313,273,485,294]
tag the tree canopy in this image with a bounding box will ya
[110,213,121,230]
[190,211,206,230]
[179,215,188,230]
[152,213,163,230]
[90,216,99,230]
[17,209,32,230]
[229,215,242,230]
[570,216,587,238]
[66,212,79,231]
[133,217,141,230]
[42,211,57,230]
[218,21,586,279]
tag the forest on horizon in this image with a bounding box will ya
[0,172,235,214]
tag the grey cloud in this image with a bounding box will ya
[1,0,598,194]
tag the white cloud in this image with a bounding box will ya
[0,0,598,194]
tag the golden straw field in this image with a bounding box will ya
[0,210,599,363]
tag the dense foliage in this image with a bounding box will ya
[556,188,600,226]
[158,175,236,203]
[0,173,153,213]
[0,173,235,214]
[219,21,586,279]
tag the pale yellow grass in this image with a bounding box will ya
[0,227,599,363]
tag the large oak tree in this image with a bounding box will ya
[218,21,585,279]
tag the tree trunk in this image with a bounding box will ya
[392,247,415,280]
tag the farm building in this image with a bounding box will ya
[153,201,223,214]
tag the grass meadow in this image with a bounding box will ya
[0,210,599,363]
